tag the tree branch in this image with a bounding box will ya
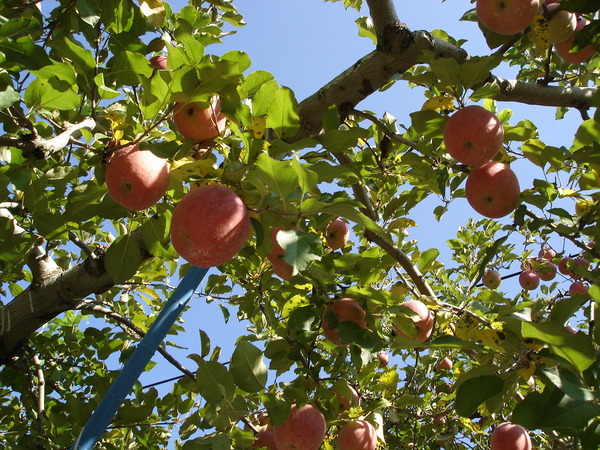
[366,0,399,40]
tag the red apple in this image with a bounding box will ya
[322,298,368,346]
[476,0,540,35]
[443,105,504,166]
[149,54,167,70]
[170,184,250,267]
[267,227,294,281]
[337,420,377,450]
[105,144,170,211]
[546,3,577,43]
[335,384,361,412]
[377,350,390,368]
[465,162,520,218]
[490,422,532,450]
[555,17,598,63]
[570,257,589,279]
[326,218,349,250]
[538,246,556,260]
[535,260,557,281]
[483,269,502,289]
[173,97,227,142]
[393,300,434,342]
[569,280,589,296]
[519,270,540,290]
[273,404,326,450]
[558,256,574,276]
[251,430,278,449]
[436,356,453,371]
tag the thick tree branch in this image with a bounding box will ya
[366,0,399,40]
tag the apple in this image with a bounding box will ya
[335,384,361,411]
[538,246,556,260]
[267,227,294,281]
[565,325,578,334]
[476,0,540,35]
[337,420,377,450]
[170,184,251,267]
[483,269,502,289]
[535,260,557,281]
[436,356,453,371]
[490,422,532,450]
[558,256,573,276]
[377,350,390,368]
[443,105,504,166]
[393,300,434,342]
[465,162,520,218]
[272,404,326,450]
[326,218,349,250]
[251,430,277,449]
[105,144,170,211]
[570,257,589,278]
[173,97,227,142]
[149,54,167,70]
[546,3,577,43]
[569,280,589,296]
[519,270,540,290]
[322,298,368,346]
[555,17,598,63]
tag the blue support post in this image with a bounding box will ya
[72,265,208,450]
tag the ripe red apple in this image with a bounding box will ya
[546,3,577,43]
[465,162,520,218]
[569,280,589,296]
[170,184,250,267]
[555,17,598,63]
[394,300,434,342]
[251,430,277,449]
[476,0,540,35]
[519,270,540,290]
[436,356,453,371]
[558,257,575,277]
[335,384,361,411]
[267,227,294,281]
[570,257,589,279]
[377,350,390,368]
[443,105,504,166]
[337,420,377,450]
[538,246,556,260]
[483,269,502,289]
[535,260,557,281]
[173,97,227,142]
[490,422,532,450]
[272,404,326,450]
[326,218,349,250]
[322,298,368,346]
[105,144,170,211]
[149,54,167,70]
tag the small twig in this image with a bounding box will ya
[24,345,46,437]
[349,109,418,149]
[69,232,95,258]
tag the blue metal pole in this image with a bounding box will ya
[72,265,208,450]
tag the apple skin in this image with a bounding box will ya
[105,144,170,211]
[377,350,390,368]
[555,17,598,63]
[394,300,434,342]
[465,162,520,219]
[272,404,326,450]
[538,246,556,260]
[569,280,589,296]
[267,227,294,281]
[443,105,504,166]
[436,356,453,371]
[490,422,532,450]
[570,257,589,279]
[251,430,278,449]
[519,270,540,290]
[173,97,227,142]
[335,384,361,412]
[326,218,350,250]
[558,257,575,277]
[337,420,377,450]
[322,298,368,346]
[476,0,540,35]
[546,3,577,43]
[149,54,167,70]
[535,260,557,281]
[170,184,250,267]
[483,269,502,289]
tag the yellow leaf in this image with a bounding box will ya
[576,199,594,216]
[388,217,417,229]
[530,15,550,58]
[421,97,456,112]
[248,116,266,139]
[558,188,579,198]
[139,0,166,27]
[170,157,219,181]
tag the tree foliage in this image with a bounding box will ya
[0,0,599,448]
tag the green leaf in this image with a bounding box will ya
[0,37,50,70]
[245,152,299,201]
[76,0,101,27]
[266,87,299,139]
[417,248,439,273]
[251,80,279,116]
[521,321,595,372]
[24,77,80,111]
[277,229,322,274]
[455,375,504,417]
[196,360,236,405]
[104,234,142,284]
[230,340,268,393]
[240,70,275,97]
[109,50,153,86]
[356,17,377,44]
[292,157,318,197]
[320,128,369,152]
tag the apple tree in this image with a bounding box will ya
[0,0,599,448]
